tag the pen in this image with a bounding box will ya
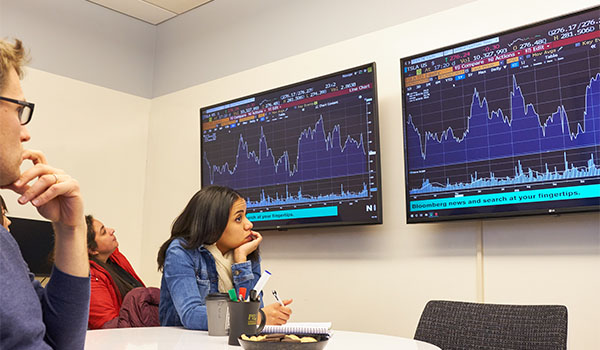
[251,270,271,300]
[249,289,258,302]
[239,287,247,302]
[272,290,284,306]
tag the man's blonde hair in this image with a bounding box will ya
[0,39,28,93]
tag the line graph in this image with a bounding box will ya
[204,115,368,204]
[406,73,600,169]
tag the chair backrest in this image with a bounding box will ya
[414,300,568,350]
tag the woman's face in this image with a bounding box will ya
[91,219,118,256]
[216,198,254,253]
[1,207,11,231]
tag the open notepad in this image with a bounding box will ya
[262,322,332,335]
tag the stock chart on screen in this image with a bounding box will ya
[401,7,599,223]
[201,63,382,230]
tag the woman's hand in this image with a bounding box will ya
[233,230,262,263]
[261,299,293,325]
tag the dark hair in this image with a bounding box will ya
[85,214,98,252]
[0,194,7,215]
[157,185,259,271]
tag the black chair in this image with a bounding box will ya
[414,300,568,350]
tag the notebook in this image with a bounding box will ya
[262,322,332,335]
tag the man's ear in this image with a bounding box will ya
[88,248,98,256]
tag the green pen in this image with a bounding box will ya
[228,288,238,302]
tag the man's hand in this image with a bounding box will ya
[1,150,88,276]
[5,150,84,226]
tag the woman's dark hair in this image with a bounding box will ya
[0,194,7,216]
[85,215,98,252]
[157,185,259,271]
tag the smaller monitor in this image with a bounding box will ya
[200,62,383,230]
[8,217,54,277]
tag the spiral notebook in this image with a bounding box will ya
[262,322,332,335]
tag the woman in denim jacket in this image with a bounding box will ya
[157,185,292,330]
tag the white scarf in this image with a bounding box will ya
[204,243,234,293]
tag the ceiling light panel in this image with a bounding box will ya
[87,0,176,25]
[143,0,213,14]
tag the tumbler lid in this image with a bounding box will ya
[205,292,229,300]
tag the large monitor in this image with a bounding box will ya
[201,63,382,230]
[400,7,599,223]
[8,217,54,276]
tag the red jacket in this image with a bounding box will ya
[88,248,145,329]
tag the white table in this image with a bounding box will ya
[85,327,440,349]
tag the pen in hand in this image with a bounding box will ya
[272,290,285,306]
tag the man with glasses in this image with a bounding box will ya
[0,38,90,349]
[0,96,34,123]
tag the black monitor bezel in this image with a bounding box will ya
[399,6,600,224]
[200,62,383,230]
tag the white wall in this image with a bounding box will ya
[0,0,156,98]
[142,0,600,348]
[1,68,151,269]
[153,0,475,96]
[2,0,598,348]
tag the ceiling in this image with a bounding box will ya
[86,0,214,25]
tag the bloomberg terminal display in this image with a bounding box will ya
[400,7,600,223]
[200,63,382,230]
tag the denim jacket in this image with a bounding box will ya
[159,237,263,330]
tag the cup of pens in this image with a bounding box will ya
[228,299,266,346]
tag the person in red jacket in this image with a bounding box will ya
[86,215,146,329]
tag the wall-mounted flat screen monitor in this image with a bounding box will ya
[400,7,599,223]
[201,63,382,230]
[8,217,54,276]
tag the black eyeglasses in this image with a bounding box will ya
[0,96,35,125]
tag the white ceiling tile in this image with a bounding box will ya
[143,0,213,14]
[87,0,177,25]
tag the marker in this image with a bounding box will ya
[228,288,238,302]
[272,290,284,306]
[249,289,258,302]
[239,287,247,302]
[251,270,272,300]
